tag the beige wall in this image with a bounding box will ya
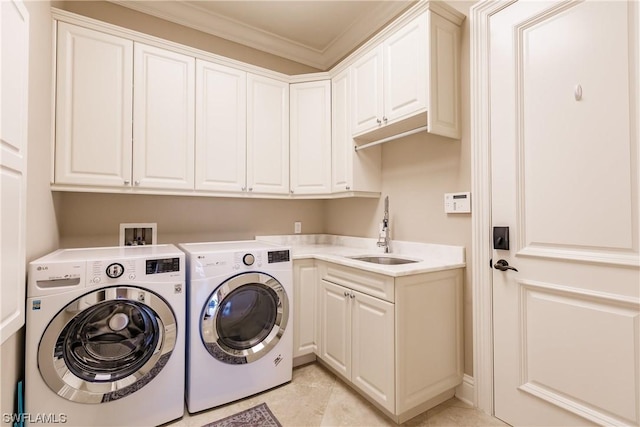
[57,193,325,248]
[51,1,320,75]
[324,1,474,375]
[1,0,60,424]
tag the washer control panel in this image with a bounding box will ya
[89,256,182,284]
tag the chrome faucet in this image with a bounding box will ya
[377,196,390,253]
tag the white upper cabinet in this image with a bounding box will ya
[332,69,381,195]
[351,46,384,135]
[51,0,463,198]
[247,74,290,195]
[54,23,133,187]
[290,80,331,195]
[195,60,247,192]
[384,13,428,123]
[133,43,195,190]
[350,10,462,140]
[54,25,196,191]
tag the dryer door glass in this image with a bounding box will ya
[38,286,177,404]
[216,285,278,350]
[201,272,289,364]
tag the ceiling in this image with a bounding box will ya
[109,1,414,70]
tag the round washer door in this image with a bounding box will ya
[201,272,289,364]
[38,286,177,403]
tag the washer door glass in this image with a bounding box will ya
[38,286,177,404]
[201,272,289,364]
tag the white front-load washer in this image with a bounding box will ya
[179,240,293,413]
[25,245,186,426]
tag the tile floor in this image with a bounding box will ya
[166,362,509,427]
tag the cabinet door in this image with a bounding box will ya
[319,280,351,379]
[246,74,289,194]
[55,23,133,187]
[290,80,331,195]
[384,12,427,123]
[351,290,395,413]
[351,46,384,135]
[331,69,352,192]
[332,69,382,195]
[195,60,246,192]
[293,260,318,358]
[133,43,194,189]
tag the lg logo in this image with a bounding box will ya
[36,266,49,271]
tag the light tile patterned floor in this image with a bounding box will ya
[165,362,509,427]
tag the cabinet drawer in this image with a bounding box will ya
[321,262,394,303]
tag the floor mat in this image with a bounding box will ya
[203,403,282,427]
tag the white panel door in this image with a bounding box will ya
[319,280,351,379]
[384,12,427,123]
[246,74,289,194]
[351,46,384,135]
[0,0,28,344]
[490,2,640,426]
[290,80,331,195]
[195,60,246,192]
[55,23,133,187]
[134,43,194,190]
[351,290,395,413]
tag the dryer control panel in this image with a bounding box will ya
[268,250,290,263]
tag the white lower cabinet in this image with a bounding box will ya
[319,279,395,413]
[292,259,319,359]
[316,261,463,423]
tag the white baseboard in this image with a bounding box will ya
[455,374,475,407]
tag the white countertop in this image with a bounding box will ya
[256,234,465,277]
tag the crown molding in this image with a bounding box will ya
[109,0,411,70]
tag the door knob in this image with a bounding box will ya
[494,259,518,272]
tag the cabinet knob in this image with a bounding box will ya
[345,186,351,190]
[350,293,355,299]
[290,190,294,194]
[376,118,382,125]
[383,116,388,123]
[134,180,140,186]
[241,186,246,191]
[248,187,253,192]
[124,180,130,185]
[344,291,349,297]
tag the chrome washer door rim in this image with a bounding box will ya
[38,286,177,403]
[201,272,289,364]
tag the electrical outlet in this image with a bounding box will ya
[294,222,302,234]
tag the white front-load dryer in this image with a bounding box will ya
[179,241,293,413]
[24,245,186,426]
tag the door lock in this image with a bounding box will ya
[493,226,510,250]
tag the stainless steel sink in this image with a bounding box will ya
[349,255,420,265]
